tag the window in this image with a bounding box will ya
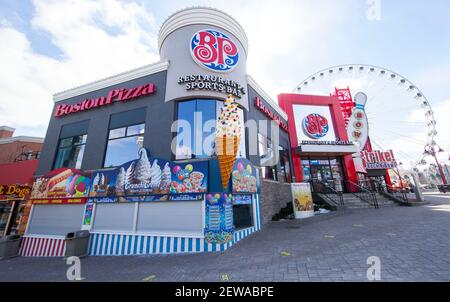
[104,123,145,168]
[258,133,278,181]
[53,135,87,169]
[176,99,246,160]
[279,146,292,183]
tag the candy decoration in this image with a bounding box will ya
[173,165,182,174]
[185,164,193,172]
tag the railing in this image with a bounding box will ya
[385,186,409,202]
[346,181,379,209]
[311,180,344,206]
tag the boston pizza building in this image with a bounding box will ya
[21,7,292,257]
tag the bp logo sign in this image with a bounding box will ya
[302,113,329,139]
[190,29,239,72]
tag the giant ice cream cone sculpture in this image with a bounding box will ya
[215,94,241,190]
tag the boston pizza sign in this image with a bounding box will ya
[190,29,239,72]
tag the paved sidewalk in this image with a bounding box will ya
[1,196,450,282]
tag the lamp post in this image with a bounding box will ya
[424,145,448,185]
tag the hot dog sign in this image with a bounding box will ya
[30,168,91,203]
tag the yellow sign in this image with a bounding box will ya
[290,183,314,219]
[0,184,31,200]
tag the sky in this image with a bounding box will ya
[0,0,449,166]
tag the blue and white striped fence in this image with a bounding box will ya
[88,194,262,256]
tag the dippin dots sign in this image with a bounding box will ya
[190,29,239,72]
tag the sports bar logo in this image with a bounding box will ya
[302,113,329,139]
[190,29,239,72]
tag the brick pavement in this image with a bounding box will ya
[1,194,450,282]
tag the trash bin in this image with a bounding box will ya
[65,230,90,258]
[0,235,22,260]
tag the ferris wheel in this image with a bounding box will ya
[293,64,437,170]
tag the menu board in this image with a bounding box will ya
[205,193,234,244]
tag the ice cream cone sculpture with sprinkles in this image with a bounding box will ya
[215,94,241,191]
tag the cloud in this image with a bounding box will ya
[0,0,159,136]
[194,0,356,99]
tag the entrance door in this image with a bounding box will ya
[311,166,333,183]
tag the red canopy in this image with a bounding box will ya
[0,160,38,185]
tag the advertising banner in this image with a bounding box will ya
[232,158,258,193]
[291,183,314,219]
[0,184,31,201]
[89,149,208,202]
[205,193,234,244]
[30,168,91,204]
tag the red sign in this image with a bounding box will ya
[0,184,31,200]
[254,97,289,132]
[361,150,397,169]
[55,83,155,117]
[190,30,239,72]
[32,198,87,205]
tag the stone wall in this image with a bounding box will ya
[259,171,292,224]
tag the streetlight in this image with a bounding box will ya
[423,145,448,185]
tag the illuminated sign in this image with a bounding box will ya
[254,97,289,132]
[0,184,31,200]
[190,29,239,72]
[302,114,329,139]
[178,74,246,98]
[55,83,155,117]
[361,149,397,169]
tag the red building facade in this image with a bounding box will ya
[278,94,358,192]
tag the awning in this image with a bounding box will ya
[0,160,37,201]
[0,160,38,185]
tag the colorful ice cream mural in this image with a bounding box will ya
[232,158,258,193]
[89,149,208,202]
[205,193,234,244]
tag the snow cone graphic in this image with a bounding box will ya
[150,160,162,190]
[215,94,241,190]
[160,162,172,192]
[126,161,136,186]
[115,167,126,196]
[134,149,152,183]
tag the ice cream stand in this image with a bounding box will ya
[20,96,262,257]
